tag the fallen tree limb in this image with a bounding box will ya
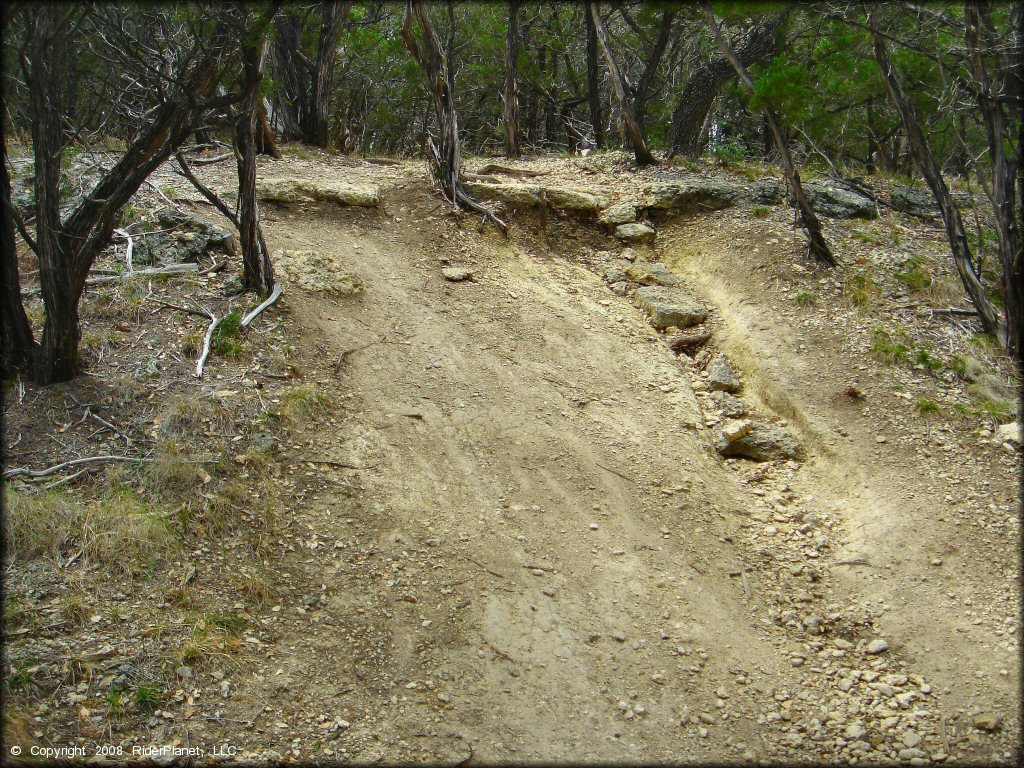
[240,281,283,328]
[4,454,147,480]
[189,152,233,166]
[25,263,199,294]
[193,308,221,379]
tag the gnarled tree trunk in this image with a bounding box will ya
[1,86,36,375]
[588,2,656,167]
[703,4,833,266]
[236,34,275,295]
[867,6,1003,341]
[303,1,352,147]
[671,7,790,157]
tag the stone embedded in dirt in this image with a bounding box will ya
[608,282,629,296]
[641,180,741,212]
[611,631,627,642]
[971,712,1002,731]
[995,421,1021,446]
[715,419,800,461]
[801,181,877,219]
[221,274,245,297]
[865,638,890,654]
[710,391,748,418]
[464,181,605,211]
[615,222,656,243]
[634,286,708,330]
[625,261,678,286]
[706,354,742,393]
[599,201,639,226]
[272,249,364,295]
[604,263,630,284]
[258,177,380,207]
[441,267,475,282]
[619,247,638,262]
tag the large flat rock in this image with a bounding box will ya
[634,286,707,330]
[715,419,800,461]
[615,222,656,243]
[599,202,639,226]
[258,178,380,207]
[641,180,741,212]
[802,180,876,219]
[464,181,605,211]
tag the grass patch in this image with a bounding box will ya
[894,256,932,293]
[212,311,246,359]
[751,205,772,219]
[230,567,274,607]
[844,268,878,308]
[869,326,910,364]
[177,611,245,665]
[134,681,164,711]
[145,440,208,499]
[915,345,944,371]
[268,385,329,426]
[966,375,1017,423]
[156,395,235,440]
[59,587,90,627]
[4,487,176,574]
[794,291,817,307]
[915,398,940,415]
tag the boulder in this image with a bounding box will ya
[641,180,741,212]
[615,222,656,243]
[603,263,630,284]
[542,186,606,211]
[890,186,937,218]
[634,286,707,330]
[752,179,786,204]
[715,419,800,461]
[710,391,748,418]
[802,180,876,219]
[608,282,629,296]
[706,354,742,393]
[996,421,1021,447]
[258,178,380,207]
[625,261,678,286]
[599,202,639,226]
[134,206,236,266]
[463,181,605,210]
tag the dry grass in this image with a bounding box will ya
[4,487,177,575]
[177,611,246,665]
[144,440,208,498]
[156,395,235,440]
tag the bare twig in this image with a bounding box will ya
[4,454,147,480]
[114,227,134,273]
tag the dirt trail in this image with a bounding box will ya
[196,168,1018,764]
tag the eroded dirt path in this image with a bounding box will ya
[193,169,1019,765]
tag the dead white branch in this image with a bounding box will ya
[4,454,148,480]
[193,307,221,379]
[115,227,134,273]
[241,282,283,328]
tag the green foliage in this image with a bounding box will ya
[869,326,910,364]
[794,291,816,307]
[914,398,939,415]
[894,256,932,293]
[915,345,943,371]
[844,268,877,308]
[213,312,245,359]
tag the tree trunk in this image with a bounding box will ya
[237,35,275,295]
[865,97,876,173]
[671,7,790,156]
[271,11,307,141]
[633,9,675,134]
[503,0,521,157]
[965,0,1022,358]
[584,1,605,148]
[867,6,1003,340]
[303,1,352,147]
[0,117,36,376]
[588,2,656,167]
[703,4,833,266]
